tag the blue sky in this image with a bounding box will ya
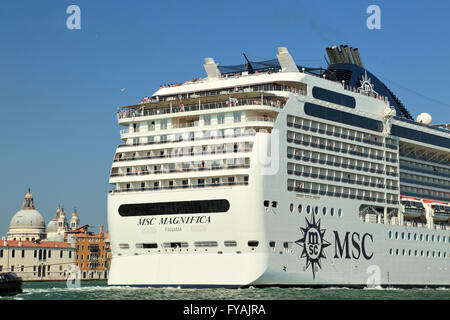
[0,0,449,237]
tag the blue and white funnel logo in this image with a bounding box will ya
[295,215,330,279]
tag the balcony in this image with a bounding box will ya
[109,181,249,194]
[118,95,287,121]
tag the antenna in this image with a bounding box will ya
[243,53,254,74]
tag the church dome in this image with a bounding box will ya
[9,189,45,231]
[46,219,58,233]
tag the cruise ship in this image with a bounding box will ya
[107,45,450,288]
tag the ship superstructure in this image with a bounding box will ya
[107,46,450,287]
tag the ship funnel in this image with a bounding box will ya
[326,45,364,68]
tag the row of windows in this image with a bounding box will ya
[392,124,450,149]
[400,160,450,179]
[287,162,398,190]
[287,179,399,204]
[388,231,449,243]
[117,175,249,192]
[0,249,72,259]
[125,240,259,250]
[289,203,343,217]
[400,173,450,190]
[287,114,398,149]
[287,147,398,177]
[287,130,398,162]
[112,159,250,178]
[114,142,253,163]
[389,248,449,258]
[400,187,450,203]
[119,128,259,148]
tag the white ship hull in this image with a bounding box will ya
[107,46,450,287]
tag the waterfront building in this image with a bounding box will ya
[66,225,110,280]
[0,239,75,281]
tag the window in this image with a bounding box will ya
[307,205,311,214]
[233,112,241,123]
[224,241,237,247]
[204,115,211,125]
[290,203,294,212]
[160,120,167,130]
[304,103,383,132]
[312,87,356,108]
[119,199,230,216]
[217,114,225,124]
[11,250,15,258]
[248,241,259,247]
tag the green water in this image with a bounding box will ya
[1,281,449,300]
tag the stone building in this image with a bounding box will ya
[0,239,75,281]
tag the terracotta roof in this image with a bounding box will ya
[0,240,73,248]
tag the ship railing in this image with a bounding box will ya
[110,164,250,178]
[118,98,286,120]
[401,177,450,190]
[109,181,249,193]
[117,131,258,148]
[399,164,450,180]
[114,148,252,162]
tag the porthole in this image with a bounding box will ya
[389,248,393,255]
[438,252,441,258]
[323,207,327,216]
[395,232,399,239]
[338,208,342,217]
[401,232,405,240]
[290,203,294,212]
[307,205,311,214]
[402,249,405,256]
[395,249,399,256]
[420,234,423,241]
[408,249,411,256]
[426,235,429,242]
[432,251,435,258]
[431,235,435,242]
[314,206,319,215]
[444,252,447,258]
[437,235,440,243]
[298,204,302,214]
[415,250,418,256]
[330,208,335,216]
[420,250,424,257]
[388,231,392,239]
[407,233,411,240]
[414,234,417,241]
[426,251,429,257]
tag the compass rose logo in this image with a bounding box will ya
[295,215,330,279]
[359,71,377,94]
